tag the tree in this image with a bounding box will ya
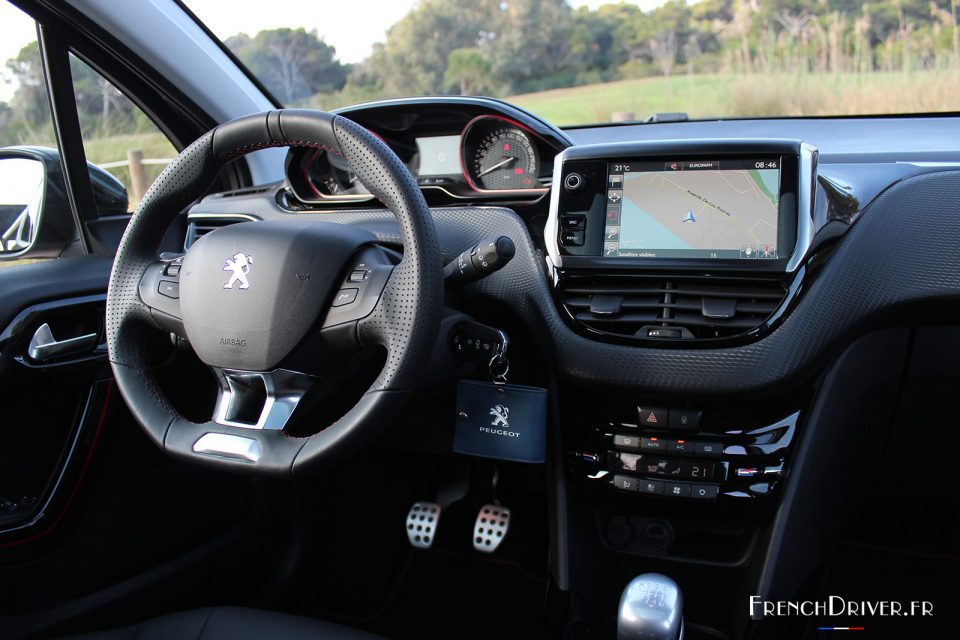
[444,48,493,94]
[489,0,576,93]
[368,0,501,96]
[651,29,679,77]
[227,28,347,103]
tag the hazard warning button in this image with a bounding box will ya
[637,406,668,428]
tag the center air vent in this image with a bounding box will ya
[559,274,788,341]
[184,216,251,250]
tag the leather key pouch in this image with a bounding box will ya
[453,380,547,463]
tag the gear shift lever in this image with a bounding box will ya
[617,573,684,640]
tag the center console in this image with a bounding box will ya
[546,141,818,638]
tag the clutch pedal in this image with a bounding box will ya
[473,504,510,553]
[405,501,441,549]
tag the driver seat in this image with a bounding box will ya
[60,606,383,639]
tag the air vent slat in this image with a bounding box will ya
[184,217,249,249]
[559,273,787,341]
[574,311,660,324]
[672,284,784,299]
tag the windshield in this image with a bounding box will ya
[189,0,960,126]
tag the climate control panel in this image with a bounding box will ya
[567,406,798,503]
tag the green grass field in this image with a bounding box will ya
[509,70,960,126]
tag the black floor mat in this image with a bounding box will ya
[812,498,960,639]
[375,550,547,639]
[282,452,552,639]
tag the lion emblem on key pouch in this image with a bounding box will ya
[489,405,510,428]
[223,252,253,290]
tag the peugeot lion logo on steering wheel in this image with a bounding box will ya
[223,252,253,290]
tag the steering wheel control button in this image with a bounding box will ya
[348,269,368,282]
[473,505,511,553]
[614,434,641,451]
[406,501,441,550]
[158,281,180,299]
[637,406,668,428]
[691,485,719,500]
[639,479,664,495]
[640,437,665,452]
[668,409,701,431]
[563,172,584,191]
[613,475,639,492]
[665,482,691,498]
[164,263,182,277]
[695,441,723,457]
[332,288,359,307]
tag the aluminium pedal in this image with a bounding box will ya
[473,504,510,553]
[405,501,441,549]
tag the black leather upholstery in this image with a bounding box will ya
[60,606,383,640]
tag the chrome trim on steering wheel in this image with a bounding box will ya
[212,368,316,430]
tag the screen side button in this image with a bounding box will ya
[560,229,585,246]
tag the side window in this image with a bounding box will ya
[0,2,56,267]
[69,55,177,212]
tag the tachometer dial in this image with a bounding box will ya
[463,121,541,191]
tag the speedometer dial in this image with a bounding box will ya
[462,117,542,191]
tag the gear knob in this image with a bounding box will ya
[617,573,684,640]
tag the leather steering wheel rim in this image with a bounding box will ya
[106,109,442,476]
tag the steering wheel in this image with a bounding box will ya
[106,109,442,475]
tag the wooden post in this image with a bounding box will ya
[127,149,147,205]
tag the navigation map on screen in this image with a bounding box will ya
[603,159,781,259]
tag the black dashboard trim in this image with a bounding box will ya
[191,166,960,397]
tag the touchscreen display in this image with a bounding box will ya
[604,159,781,259]
[416,135,462,176]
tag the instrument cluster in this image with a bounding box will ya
[284,99,569,206]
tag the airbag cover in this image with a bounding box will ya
[179,220,375,370]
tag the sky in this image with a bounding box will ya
[0,0,668,102]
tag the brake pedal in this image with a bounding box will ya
[473,504,510,553]
[405,501,441,549]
